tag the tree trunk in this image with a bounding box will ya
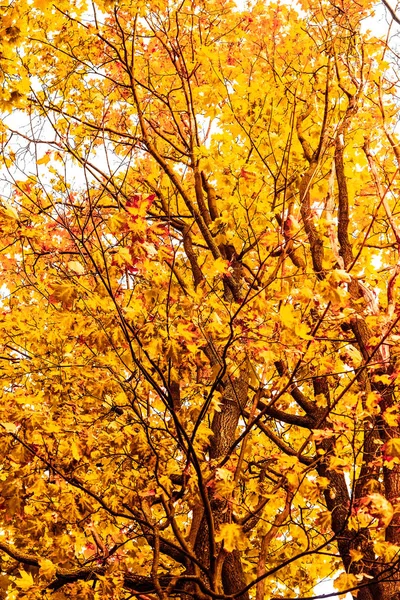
[190,375,250,600]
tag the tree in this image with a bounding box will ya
[0,0,400,598]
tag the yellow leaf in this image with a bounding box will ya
[332,269,352,283]
[207,257,229,278]
[1,422,18,433]
[215,467,233,481]
[315,394,326,408]
[15,569,34,590]
[372,374,391,385]
[329,455,349,473]
[347,345,363,366]
[215,523,243,552]
[385,438,400,458]
[33,0,51,9]
[115,247,132,264]
[315,510,331,532]
[176,322,196,341]
[383,407,400,427]
[365,391,381,416]
[286,471,301,491]
[349,548,363,563]
[333,572,360,597]
[165,339,180,362]
[37,154,50,165]
[68,260,85,275]
[39,558,57,579]
[280,303,295,327]
[0,201,18,220]
[374,541,400,561]
[71,439,81,461]
[359,493,393,528]
[297,322,313,340]
[50,283,77,304]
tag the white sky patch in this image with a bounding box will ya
[314,578,352,600]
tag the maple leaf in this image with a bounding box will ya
[383,438,400,459]
[15,570,34,590]
[50,283,77,305]
[0,202,19,220]
[334,572,361,598]
[207,257,230,278]
[358,494,394,528]
[215,523,244,552]
[349,548,364,563]
[68,260,85,275]
[39,558,57,579]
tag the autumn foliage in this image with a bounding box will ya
[1,0,400,598]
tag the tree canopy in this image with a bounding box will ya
[1,0,400,598]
